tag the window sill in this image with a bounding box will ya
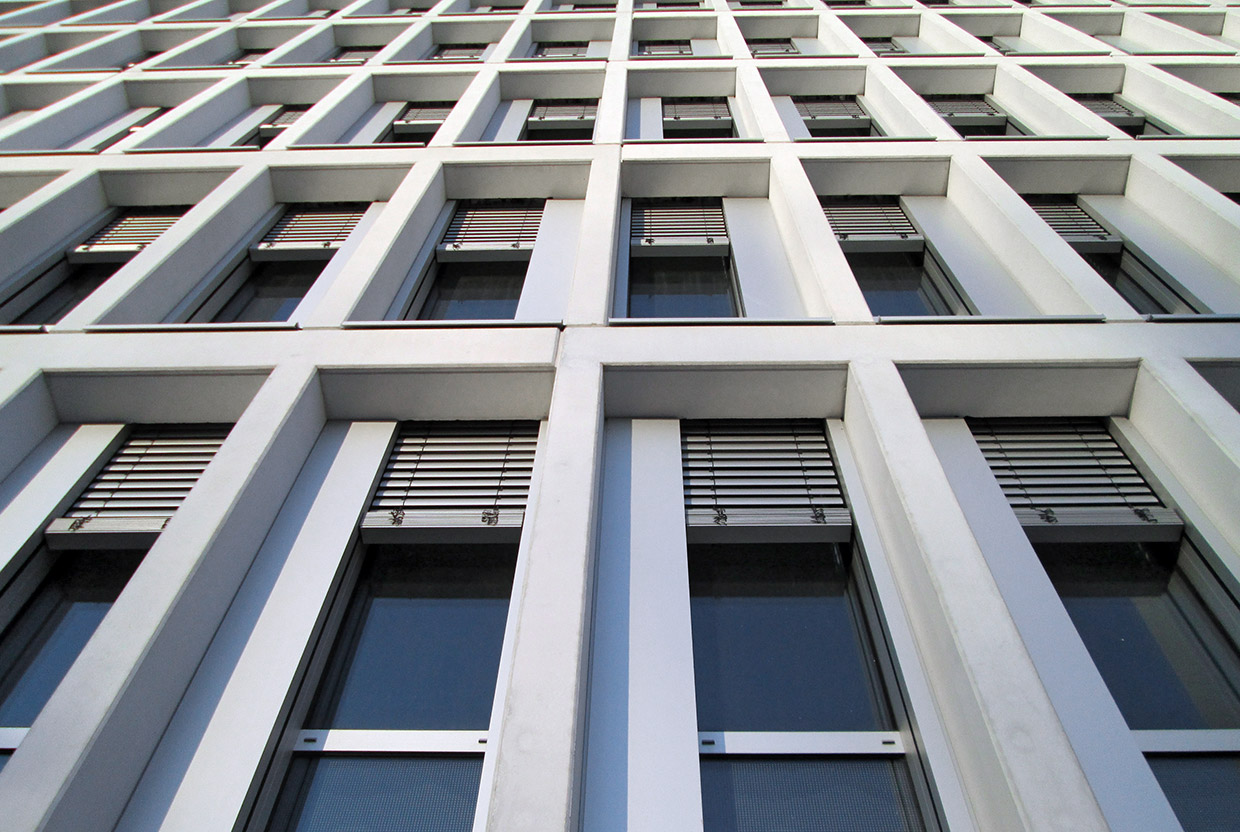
[0,325,47,334]
[1147,313,1240,323]
[609,317,835,326]
[874,315,1107,324]
[340,320,564,329]
[83,322,302,333]
[123,146,260,153]
[454,140,595,146]
[795,135,936,142]
[629,53,731,60]
[623,137,763,144]
[506,56,607,63]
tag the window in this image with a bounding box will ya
[0,207,187,325]
[1025,196,1201,315]
[325,46,379,64]
[635,0,703,8]
[531,40,588,57]
[627,199,740,318]
[63,107,168,152]
[187,203,367,323]
[793,96,882,137]
[634,39,692,56]
[431,43,488,60]
[521,99,595,141]
[0,425,227,740]
[729,0,784,7]
[1069,94,1175,137]
[863,37,905,56]
[924,95,1028,137]
[261,421,537,832]
[821,196,970,317]
[969,417,1240,832]
[662,97,736,139]
[407,201,542,320]
[682,420,929,832]
[235,104,310,148]
[226,48,268,65]
[977,35,1019,55]
[822,0,867,8]
[375,101,454,145]
[747,38,797,56]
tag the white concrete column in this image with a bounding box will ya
[113,419,397,832]
[564,150,621,325]
[580,418,703,832]
[722,197,802,319]
[483,355,607,832]
[924,418,1183,832]
[0,362,327,832]
[0,367,59,486]
[841,359,1107,832]
[516,197,582,322]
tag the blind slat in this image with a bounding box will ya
[257,204,368,250]
[631,200,728,247]
[440,204,544,251]
[74,208,187,254]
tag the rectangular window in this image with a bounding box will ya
[682,420,929,832]
[635,39,692,56]
[1069,94,1176,137]
[1024,196,1201,315]
[64,107,168,152]
[0,207,188,326]
[431,43,487,60]
[522,99,596,141]
[325,46,379,64]
[793,96,881,138]
[863,37,904,55]
[532,41,588,57]
[924,95,1028,137]
[236,105,310,148]
[408,201,542,321]
[226,48,268,65]
[821,196,970,317]
[188,204,367,323]
[662,97,735,139]
[377,101,454,145]
[627,199,739,318]
[747,38,797,56]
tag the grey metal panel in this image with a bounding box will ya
[680,419,851,529]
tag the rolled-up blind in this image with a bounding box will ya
[529,100,598,121]
[820,198,918,241]
[794,97,867,120]
[46,425,231,547]
[1025,200,1115,242]
[968,418,1181,539]
[73,208,187,257]
[361,421,539,542]
[681,419,851,542]
[926,97,1002,117]
[439,203,544,252]
[395,102,456,124]
[663,98,732,121]
[631,199,728,248]
[256,203,367,251]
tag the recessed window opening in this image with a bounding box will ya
[627,198,740,318]
[821,196,970,317]
[794,96,882,138]
[431,43,488,60]
[1069,94,1175,138]
[532,40,588,57]
[1024,195,1201,315]
[0,207,188,325]
[924,95,1028,137]
[662,97,736,139]
[521,99,596,141]
[237,104,310,148]
[326,45,380,63]
[635,39,692,56]
[862,37,904,55]
[747,38,797,56]
[376,101,455,145]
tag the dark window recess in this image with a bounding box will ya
[0,207,187,325]
[628,198,739,318]
[635,40,692,56]
[326,46,379,63]
[822,0,868,6]
[306,544,517,731]
[977,35,1018,55]
[522,99,596,141]
[431,43,487,60]
[411,201,543,320]
[268,755,483,832]
[1037,540,1240,731]
[747,38,797,56]
[821,196,969,317]
[1069,93,1176,138]
[1148,756,1240,832]
[793,95,881,137]
[701,757,926,832]
[0,549,146,727]
[731,0,784,7]
[237,104,310,148]
[1024,196,1201,315]
[924,95,1028,137]
[190,203,367,323]
[532,41,588,57]
[862,37,904,55]
[378,101,454,144]
[662,97,735,139]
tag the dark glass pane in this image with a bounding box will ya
[701,756,925,832]
[1079,251,1172,315]
[418,261,526,320]
[0,550,144,726]
[309,544,516,730]
[212,261,322,323]
[0,751,9,773]
[628,257,736,318]
[12,263,119,325]
[689,544,889,732]
[1148,755,1240,832]
[1039,541,1240,730]
[272,755,482,832]
[845,251,943,317]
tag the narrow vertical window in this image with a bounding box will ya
[627,199,740,318]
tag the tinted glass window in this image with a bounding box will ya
[212,261,321,323]
[0,550,144,727]
[10,263,118,325]
[418,262,526,320]
[844,251,946,317]
[689,543,888,732]
[1038,541,1240,731]
[270,755,483,832]
[307,544,516,730]
[701,757,925,832]
[628,257,737,318]
[1148,755,1240,832]
[0,752,8,773]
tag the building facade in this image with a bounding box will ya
[0,0,1239,828]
